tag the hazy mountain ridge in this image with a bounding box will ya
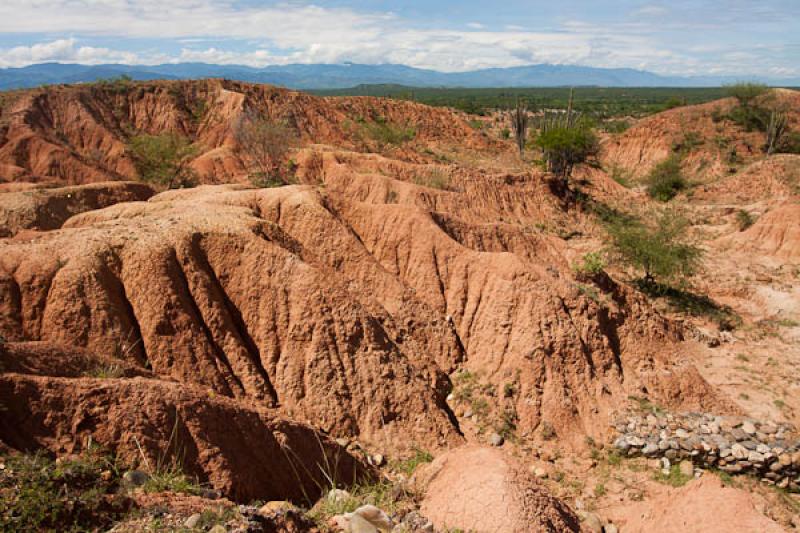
[2,62,799,90]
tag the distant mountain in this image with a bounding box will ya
[1,62,798,90]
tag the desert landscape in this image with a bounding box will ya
[0,73,797,532]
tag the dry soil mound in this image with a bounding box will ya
[417,446,581,532]
[0,181,154,237]
[717,202,800,262]
[692,154,800,204]
[604,475,785,533]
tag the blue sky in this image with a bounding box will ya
[0,1,797,76]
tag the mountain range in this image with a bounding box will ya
[1,62,798,90]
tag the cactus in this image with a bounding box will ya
[766,109,788,155]
[511,98,529,157]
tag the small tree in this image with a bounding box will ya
[534,122,598,180]
[607,210,702,285]
[646,155,687,201]
[128,133,197,189]
[234,110,297,186]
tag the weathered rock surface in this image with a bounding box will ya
[0,183,725,450]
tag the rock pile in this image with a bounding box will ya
[613,412,800,490]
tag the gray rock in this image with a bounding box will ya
[741,421,757,435]
[488,432,504,446]
[731,444,748,460]
[184,514,202,529]
[577,511,603,533]
[604,524,619,533]
[208,526,227,533]
[642,443,659,456]
[123,470,150,487]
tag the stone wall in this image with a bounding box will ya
[613,412,800,490]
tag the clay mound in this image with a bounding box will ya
[0,79,492,186]
[0,340,152,378]
[601,90,800,182]
[718,202,800,262]
[0,371,372,503]
[604,475,784,533]
[692,154,800,203]
[417,446,581,532]
[0,179,725,450]
[0,181,154,237]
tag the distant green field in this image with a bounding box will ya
[313,85,735,117]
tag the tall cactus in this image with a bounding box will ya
[766,109,788,155]
[511,98,529,157]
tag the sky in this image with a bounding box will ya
[0,1,798,77]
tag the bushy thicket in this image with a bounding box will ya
[128,133,197,189]
[646,155,687,201]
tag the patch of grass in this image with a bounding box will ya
[672,131,704,154]
[774,399,786,409]
[735,353,750,362]
[85,363,126,379]
[360,116,416,148]
[609,165,633,188]
[593,483,607,497]
[195,506,239,530]
[628,395,665,416]
[307,479,399,526]
[0,448,130,532]
[142,465,202,495]
[413,167,451,190]
[393,448,433,476]
[572,251,606,278]
[653,464,692,487]
[606,450,623,466]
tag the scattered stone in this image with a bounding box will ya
[327,488,352,506]
[353,505,393,532]
[741,421,757,435]
[488,432,504,446]
[577,511,603,533]
[184,513,202,528]
[122,469,150,487]
[208,526,227,533]
[604,523,619,533]
[259,500,297,515]
[533,466,548,479]
[368,454,386,467]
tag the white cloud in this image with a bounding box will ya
[0,38,142,67]
[0,1,796,76]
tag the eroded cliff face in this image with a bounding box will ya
[0,173,723,455]
[0,79,495,186]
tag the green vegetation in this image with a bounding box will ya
[85,362,125,379]
[359,116,416,148]
[0,449,130,532]
[726,82,769,107]
[307,479,399,526]
[653,464,692,487]
[233,111,298,187]
[128,133,198,189]
[314,86,735,118]
[572,251,606,278]
[394,448,434,475]
[735,209,756,231]
[606,209,702,285]
[142,465,202,495]
[646,155,687,201]
[534,122,598,180]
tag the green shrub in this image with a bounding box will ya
[646,155,687,201]
[672,131,704,154]
[726,104,771,132]
[361,117,416,148]
[776,131,800,154]
[735,210,756,231]
[535,123,598,180]
[500,127,511,139]
[606,210,703,284]
[573,252,606,277]
[603,119,631,134]
[128,133,198,189]
[725,82,768,107]
[394,448,433,475]
[653,464,692,487]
